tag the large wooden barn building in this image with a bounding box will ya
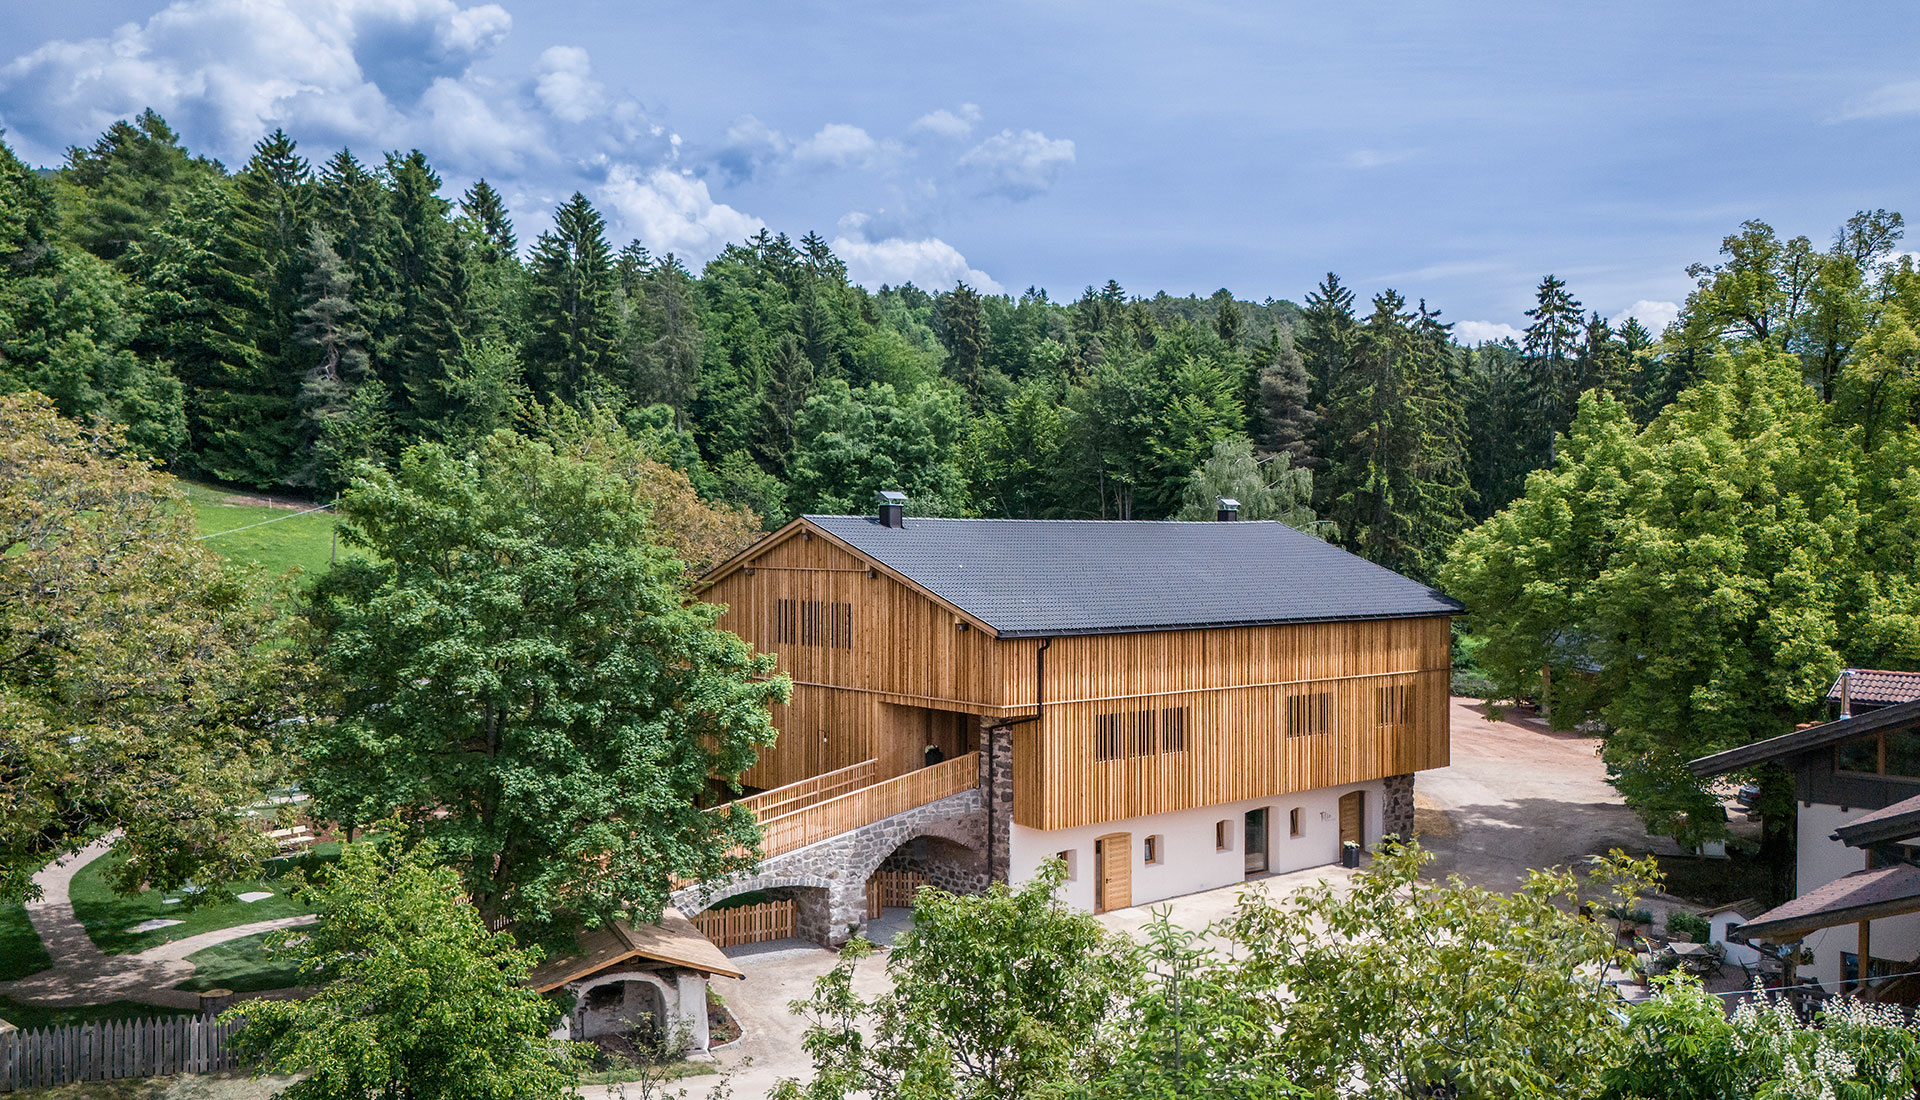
[699,495,1460,912]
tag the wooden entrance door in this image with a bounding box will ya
[1338,791,1365,850]
[1093,832,1131,913]
[1244,808,1269,876]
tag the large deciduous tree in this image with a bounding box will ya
[0,393,289,903]
[299,432,785,940]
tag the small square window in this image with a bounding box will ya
[1215,820,1230,851]
[1055,849,1076,881]
[1143,835,1162,865]
[1289,808,1303,838]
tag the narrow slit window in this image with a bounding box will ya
[1215,820,1230,851]
[776,598,853,649]
[1092,706,1192,762]
[1289,807,1302,837]
[1375,684,1413,729]
[1143,835,1161,865]
[1288,691,1332,738]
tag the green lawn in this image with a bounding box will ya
[175,477,343,578]
[0,902,51,981]
[0,996,194,1032]
[69,843,341,956]
[174,933,302,994]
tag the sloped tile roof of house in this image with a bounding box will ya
[1689,699,1920,777]
[1834,793,1920,848]
[803,516,1463,638]
[1829,670,1920,707]
[1737,864,1920,943]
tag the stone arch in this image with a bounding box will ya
[870,832,987,900]
[672,873,833,918]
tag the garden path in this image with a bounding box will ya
[0,838,315,1009]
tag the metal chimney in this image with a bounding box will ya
[876,490,907,529]
[1216,497,1240,522]
[1840,668,1854,719]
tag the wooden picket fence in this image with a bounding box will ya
[0,1015,240,1092]
[689,899,797,948]
[865,871,928,918]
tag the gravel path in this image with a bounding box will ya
[1,839,315,1010]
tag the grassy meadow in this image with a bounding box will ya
[176,477,342,579]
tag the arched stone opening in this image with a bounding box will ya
[575,971,672,1052]
[873,834,987,900]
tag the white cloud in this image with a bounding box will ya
[831,231,1002,293]
[1455,320,1523,345]
[958,128,1074,199]
[0,0,518,162]
[599,165,763,260]
[1345,148,1415,169]
[533,45,604,123]
[1839,79,1920,121]
[1622,299,1679,333]
[712,114,789,181]
[911,103,981,139]
[794,122,886,168]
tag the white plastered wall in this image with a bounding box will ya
[1010,779,1385,912]
[1793,802,1920,990]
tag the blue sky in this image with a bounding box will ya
[4,1,1918,339]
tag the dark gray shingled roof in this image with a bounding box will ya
[1736,864,1920,942]
[1689,699,1920,778]
[804,515,1462,638]
[1834,793,1920,849]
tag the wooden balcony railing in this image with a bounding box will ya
[753,752,981,859]
[726,759,876,821]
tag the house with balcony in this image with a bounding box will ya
[1689,671,1920,997]
[680,493,1459,934]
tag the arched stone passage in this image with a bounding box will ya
[874,833,986,899]
[671,786,987,946]
[575,970,673,1047]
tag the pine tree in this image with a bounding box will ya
[524,192,618,407]
[1519,274,1586,462]
[1250,326,1317,469]
[57,110,220,269]
[292,225,371,488]
[935,283,989,401]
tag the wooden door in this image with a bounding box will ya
[1093,832,1131,913]
[1339,791,1364,850]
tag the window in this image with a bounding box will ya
[1287,691,1332,738]
[1055,849,1076,881]
[776,599,853,649]
[1143,835,1162,865]
[1835,732,1920,779]
[1093,706,1192,762]
[1215,820,1230,851]
[1289,807,1302,837]
[1375,683,1413,729]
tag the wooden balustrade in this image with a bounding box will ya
[722,759,876,822]
[755,752,980,859]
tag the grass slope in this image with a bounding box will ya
[69,844,341,956]
[0,902,51,981]
[176,477,341,578]
[174,933,301,994]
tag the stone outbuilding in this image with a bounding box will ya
[527,909,744,1058]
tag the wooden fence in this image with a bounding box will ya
[865,871,928,918]
[690,899,797,948]
[0,1015,239,1092]
[756,752,980,860]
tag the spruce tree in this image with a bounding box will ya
[381,150,457,429]
[934,283,988,401]
[57,110,220,269]
[1250,326,1317,469]
[292,226,372,488]
[524,192,618,407]
[1519,274,1586,463]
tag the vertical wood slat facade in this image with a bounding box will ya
[705,519,1453,834]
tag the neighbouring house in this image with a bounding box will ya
[528,908,743,1057]
[1689,673,1920,997]
[691,492,1459,920]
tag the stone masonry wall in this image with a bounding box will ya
[670,786,985,946]
[980,718,1013,884]
[1382,772,1416,841]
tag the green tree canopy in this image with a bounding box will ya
[227,838,579,1100]
[300,432,785,941]
[0,392,289,903]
